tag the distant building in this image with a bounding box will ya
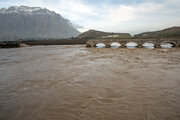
[102,35,120,38]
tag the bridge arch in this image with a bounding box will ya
[126,42,138,47]
[160,41,178,47]
[142,41,156,47]
[109,42,121,48]
[94,42,107,48]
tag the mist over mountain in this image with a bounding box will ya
[0,6,81,40]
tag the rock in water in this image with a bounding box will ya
[0,6,81,40]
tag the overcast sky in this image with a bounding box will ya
[0,0,180,34]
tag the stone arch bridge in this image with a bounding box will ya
[86,38,180,48]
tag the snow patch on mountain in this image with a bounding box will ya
[0,6,55,15]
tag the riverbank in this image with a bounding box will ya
[0,38,88,48]
[0,41,20,48]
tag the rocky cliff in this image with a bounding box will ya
[0,6,80,40]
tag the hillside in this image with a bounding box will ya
[0,6,80,40]
[134,27,180,38]
[77,30,132,39]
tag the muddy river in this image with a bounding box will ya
[0,45,180,120]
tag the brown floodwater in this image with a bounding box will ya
[0,45,180,120]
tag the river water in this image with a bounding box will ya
[0,45,180,120]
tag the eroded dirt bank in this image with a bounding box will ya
[0,45,180,120]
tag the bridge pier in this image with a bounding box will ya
[86,44,91,48]
[121,43,126,48]
[178,41,180,47]
[155,44,161,48]
[173,43,179,48]
[105,44,111,48]
[137,44,143,48]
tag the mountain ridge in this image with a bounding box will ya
[134,26,180,38]
[0,6,80,40]
[77,29,132,39]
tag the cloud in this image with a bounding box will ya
[0,0,180,34]
[81,0,180,33]
[72,23,84,29]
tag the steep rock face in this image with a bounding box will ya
[77,30,131,39]
[0,6,80,40]
[134,27,180,38]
